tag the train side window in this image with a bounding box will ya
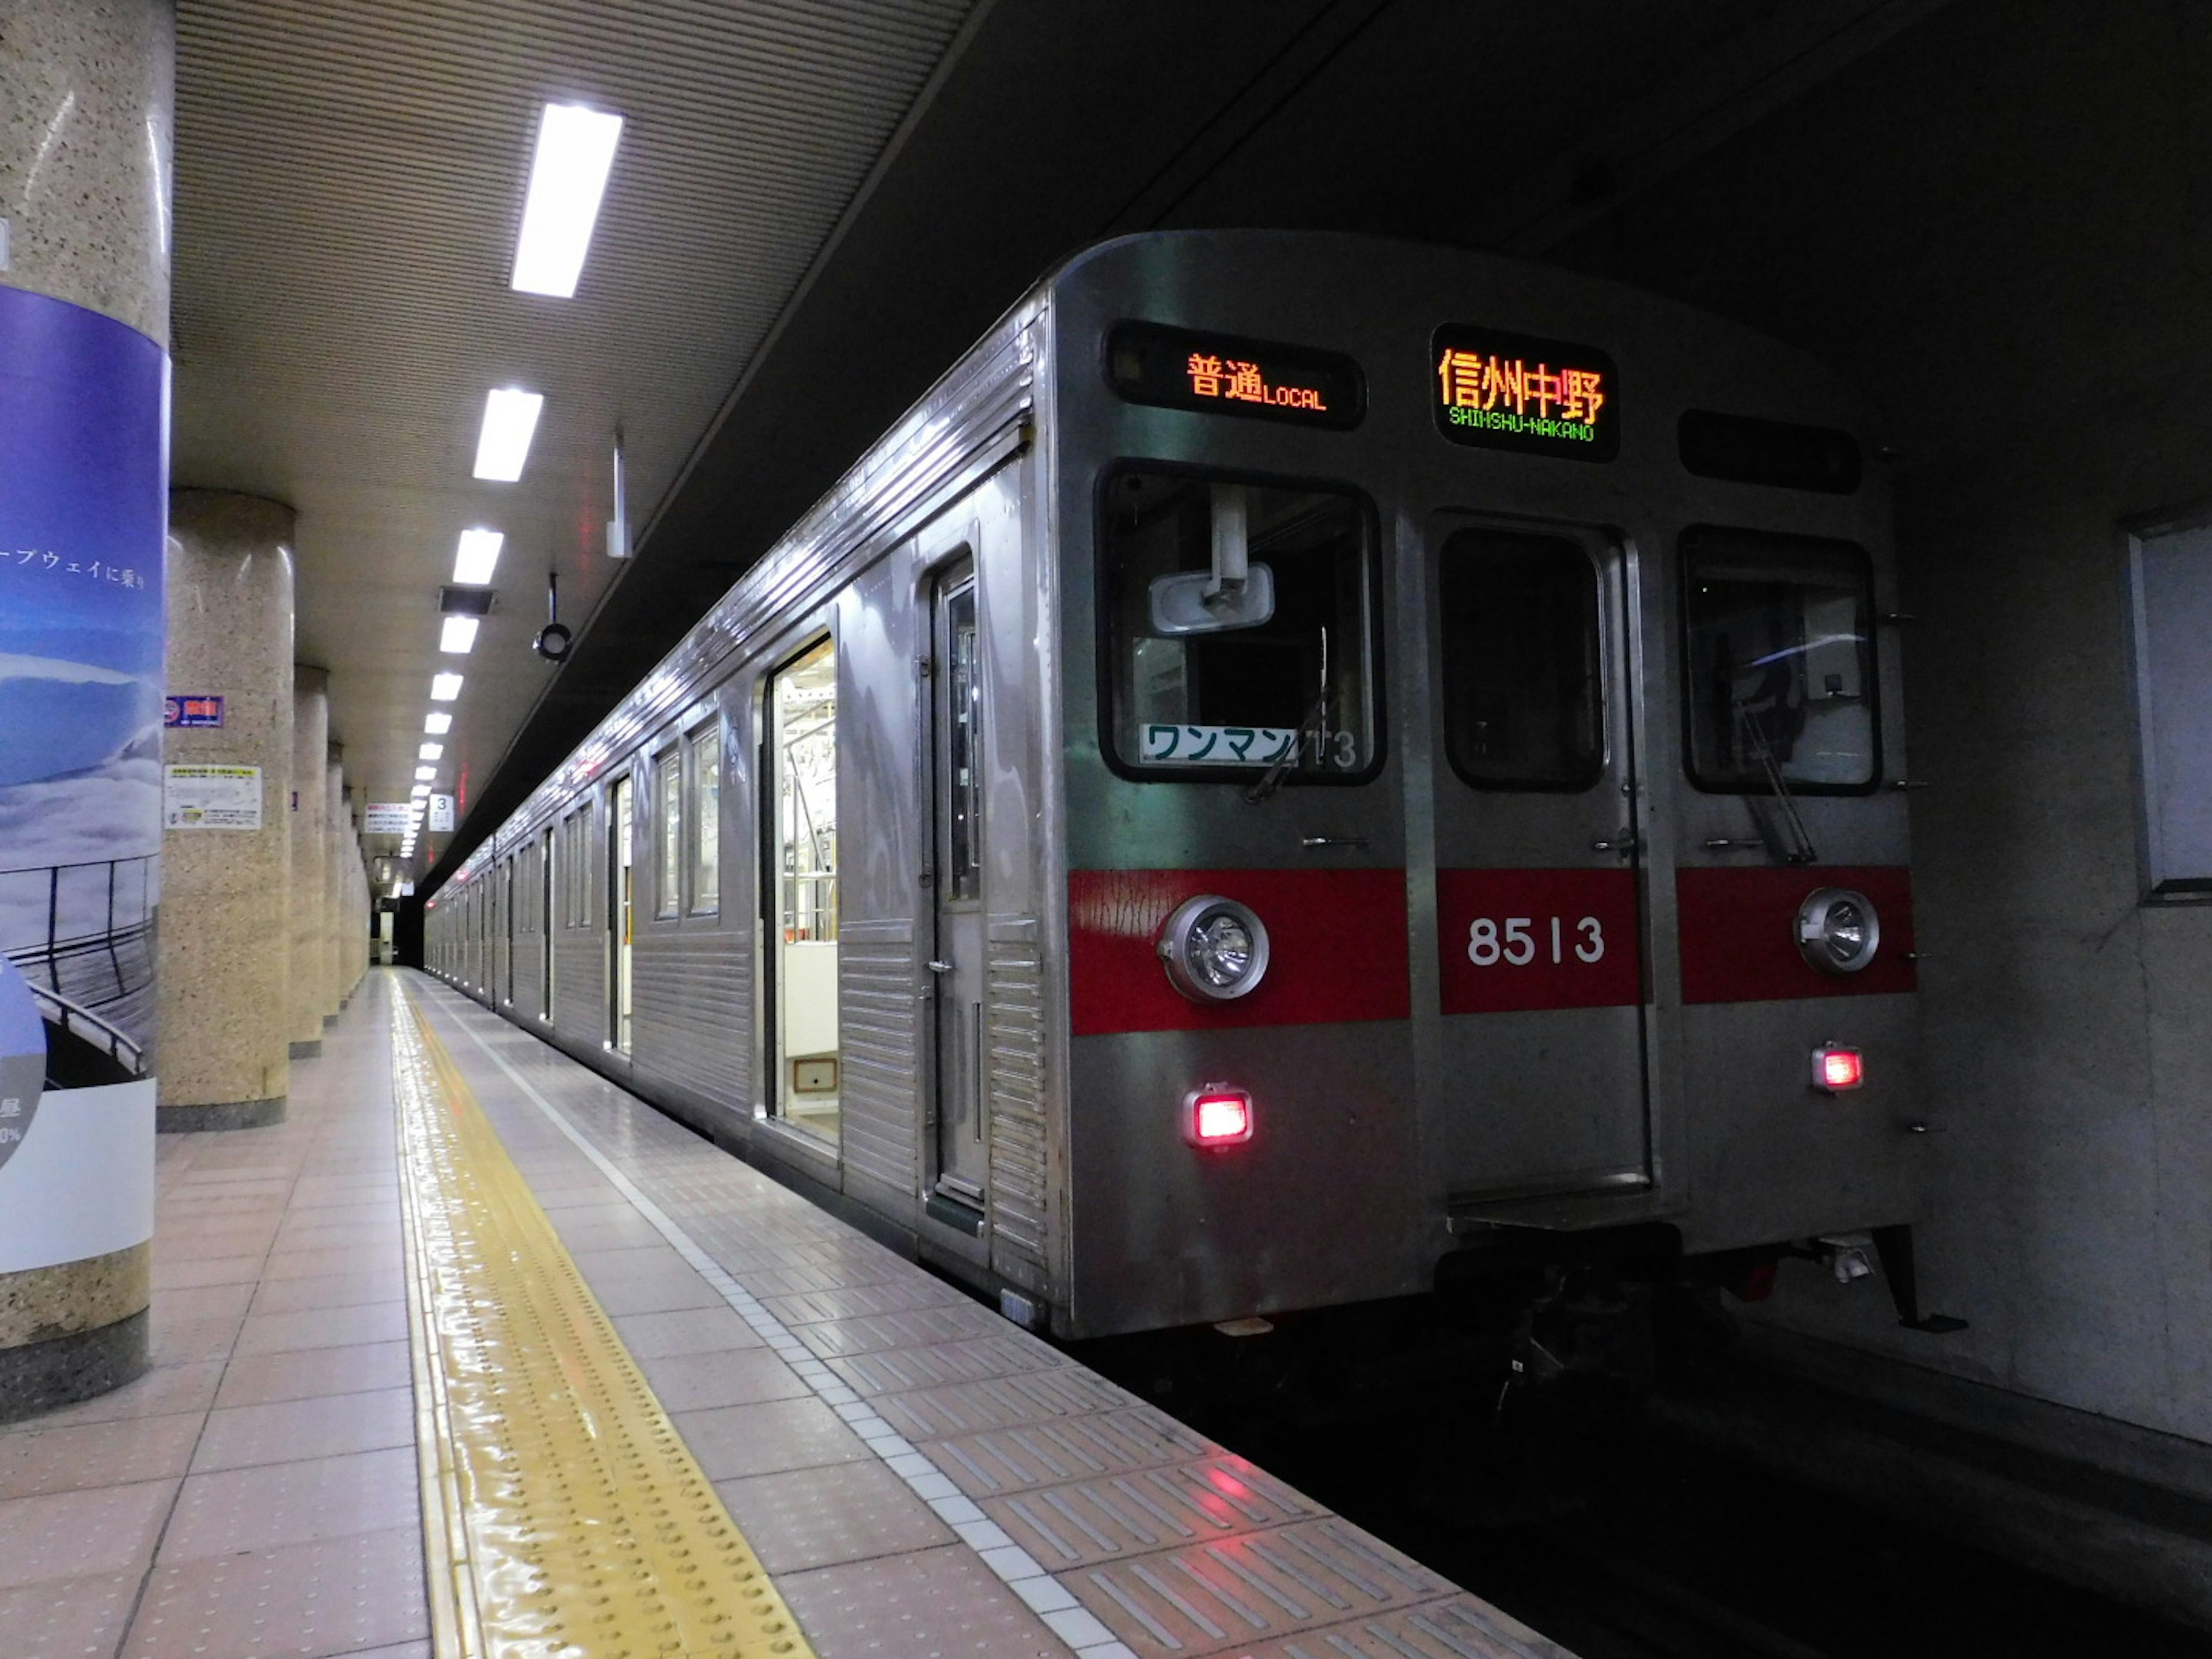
[690,722,721,915]
[1103,468,1377,781]
[1681,527,1878,793]
[1439,528,1603,790]
[764,637,840,1147]
[654,748,681,918]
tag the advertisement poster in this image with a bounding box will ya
[0,286,167,1271]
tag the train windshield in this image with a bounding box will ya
[1681,528,1877,792]
[1103,469,1375,780]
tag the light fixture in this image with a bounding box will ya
[415,766,437,783]
[425,712,453,735]
[411,784,431,798]
[511,103,624,298]
[419,743,443,761]
[1812,1043,1865,1093]
[1183,1088,1255,1147]
[453,529,504,586]
[1157,895,1272,1003]
[474,389,544,482]
[440,616,480,654]
[1795,887,1881,974]
[431,672,464,701]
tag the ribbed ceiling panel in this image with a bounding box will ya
[170,0,973,850]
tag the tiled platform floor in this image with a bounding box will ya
[1,971,1569,1659]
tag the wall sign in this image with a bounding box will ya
[164,764,262,830]
[1107,321,1365,430]
[364,802,413,835]
[429,793,456,832]
[1433,324,1619,461]
[164,695,225,728]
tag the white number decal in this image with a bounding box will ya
[1333,729,1357,769]
[1575,916,1605,962]
[1465,914,1609,967]
[1468,918,1500,965]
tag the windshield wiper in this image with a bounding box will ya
[1733,699,1819,863]
[1247,626,1330,805]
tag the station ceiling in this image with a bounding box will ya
[167,0,1950,888]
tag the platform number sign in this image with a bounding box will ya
[1436,868,1640,1014]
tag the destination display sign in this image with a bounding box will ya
[1433,324,1619,461]
[1107,321,1364,430]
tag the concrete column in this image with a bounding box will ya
[0,0,173,1419]
[288,667,329,1058]
[156,493,296,1132]
[323,754,344,1021]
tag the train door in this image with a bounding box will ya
[540,825,554,1016]
[928,558,987,1219]
[609,777,634,1052]
[1431,522,1651,1206]
[764,637,840,1147]
[503,858,516,1005]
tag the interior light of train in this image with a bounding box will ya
[1157,894,1272,1003]
[473,389,544,482]
[1431,324,1620,461]
[425,712,453,735]
[431,673,464,701]
[1106,321,1365,430]
[511,103,624,298]
[439,616,480,654]
[453,528,504,585]
[1813,1044,1865,1092]
[1184,1088,1255,1147]
[1794,887,1881,974]
[419,743,442,761]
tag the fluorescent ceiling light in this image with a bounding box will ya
[512,103,624,298]
[411,784,431,797]
[440,616,480,654]
[419,743,443,760]
[415,766,437,783]
[425,712,453,735]
[474,388,544,482]
[453,528,504,585]
[431,672,464,701]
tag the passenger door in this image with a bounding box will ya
[928,557,988,1219]
[609,777,634,1053]
[1431,521,1651,1207]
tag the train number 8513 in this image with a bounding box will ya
[1468,915,1605,966]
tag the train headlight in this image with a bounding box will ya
[1157,895,1271,1003]
[1795,887,1880,975]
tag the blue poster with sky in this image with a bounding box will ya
[0,284,169,1077]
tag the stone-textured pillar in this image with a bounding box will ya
[0,0,173,1419]
[156,493,295,1132]
[288,667,328,1058]
[323,754,344,1022]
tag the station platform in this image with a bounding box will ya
[0,969,1571,1659]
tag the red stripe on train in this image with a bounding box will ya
[1068,868,1410,1036]
[1676,865,1916,1004]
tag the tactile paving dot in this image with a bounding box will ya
[391,996,818,1659]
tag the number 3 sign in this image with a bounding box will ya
[1436,868,1641,1014]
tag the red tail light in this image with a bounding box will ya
[1813,1044,1864,1092]
[1185,1089,1254,1147]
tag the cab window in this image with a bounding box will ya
[1440,528,1603,790]
[1103,468,1376,780]
[1681,527,1877,792]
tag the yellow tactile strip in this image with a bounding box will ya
[392,987,815,1659]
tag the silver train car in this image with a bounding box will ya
[427,230,1930,1343]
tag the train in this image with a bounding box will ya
[426,229,1938,1350]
